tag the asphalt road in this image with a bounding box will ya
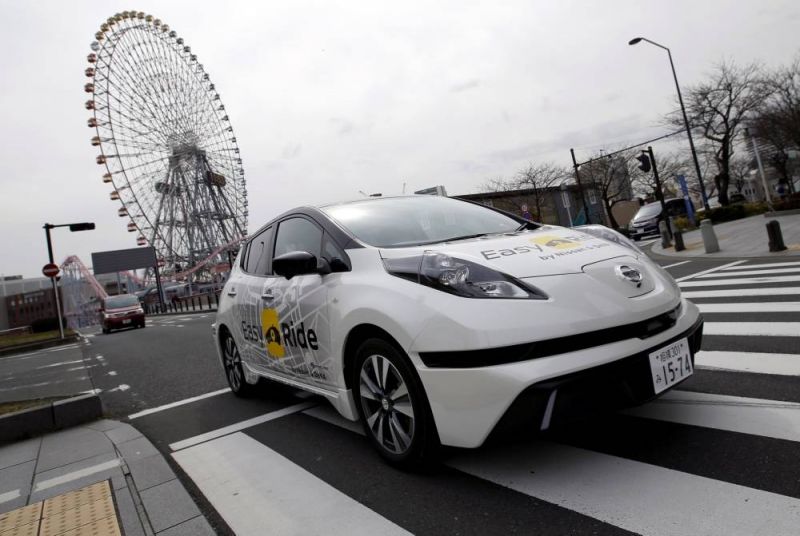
[4,252,799,535]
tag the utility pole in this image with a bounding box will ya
[745,128,774,212]
[570,148,591,224]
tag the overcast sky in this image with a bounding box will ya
[1,0,798,278]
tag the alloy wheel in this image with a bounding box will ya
[223,336,243,392]
[359,354,415,455]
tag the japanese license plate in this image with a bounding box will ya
[648,337,692,394]
[122,319,131,325]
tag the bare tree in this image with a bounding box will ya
[580,152,634,229]
[482,162,567,220]
[666,61,772,205]
[630,151,687,200]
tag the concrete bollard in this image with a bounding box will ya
[766,220,787,252]
[659,220,672,248]
[674,230,685,252]
[700,219,720,253]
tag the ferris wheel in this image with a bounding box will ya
[84,11,248,278]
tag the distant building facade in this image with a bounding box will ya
[1,276,61,331]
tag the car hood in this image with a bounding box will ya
[380,225,640,278]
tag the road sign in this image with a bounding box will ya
[42,263,59,278]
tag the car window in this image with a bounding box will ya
[274,217,322,259]
[634,203,662,220]
[104,295,139,308]
[321,232,346,264]
[245,226,273,275]
[322,196,524,248]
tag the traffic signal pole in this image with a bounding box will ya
[647,146,667,215]
[43,224,65,340]
[570,148,592,224]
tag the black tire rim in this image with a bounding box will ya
[359,354,415,455]
[223,336,243,391]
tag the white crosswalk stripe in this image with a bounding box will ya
[676,260,800,377]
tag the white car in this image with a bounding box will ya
[212,195,703,465]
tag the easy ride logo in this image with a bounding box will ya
[529,235,584,250]
[244,308,319,359]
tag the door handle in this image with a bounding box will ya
[261,290,274,300]
[227,288,237,297]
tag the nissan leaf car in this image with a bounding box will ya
[212,195,703,465]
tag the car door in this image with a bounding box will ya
[235,225,276,369]
[261,216,335,388]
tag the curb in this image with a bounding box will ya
[764,209,800,217]
[0,335,81,358]
[0,393,103,442]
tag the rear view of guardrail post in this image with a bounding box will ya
[766,220,787,252]
[700,219,720,253]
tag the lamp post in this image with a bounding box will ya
[43,222,96,339]
[628,37,709,210]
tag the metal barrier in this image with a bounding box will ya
[144,291,221,315]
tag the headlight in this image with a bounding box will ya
[576,224,645,255]
[383,252,548,299]
[135,308,144,314]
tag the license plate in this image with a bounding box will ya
[122,319,131,324]
[648,337,692,394]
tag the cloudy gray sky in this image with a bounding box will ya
[1,0,798,277]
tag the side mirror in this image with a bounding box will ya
[272,251,319,279]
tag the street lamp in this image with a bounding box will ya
[628,37,710,210]
[43,222,96,339]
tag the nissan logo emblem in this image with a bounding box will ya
[615,265,643,288]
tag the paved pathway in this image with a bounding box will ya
[651,212,800,258]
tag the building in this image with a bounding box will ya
[1,276,61,331]
[456,183,607,227]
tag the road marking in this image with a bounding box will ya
[674,260,746,282]
[34,359,85,370]
[625,390,800,442]
[679,275,800,287]
[169,401,316,451]
[696,267,800,278]
[681,286,800,298]
[0,489,21,504]
[303,405,364,435]
[128,387,231,419]
[46,344,80,352]
[661,260,691,269]
[33,458,121,492]
[107,384,130,392]
[173,433,411,536]
[448,440,800,536]
[695,350,800,376]
[695,301,800,313]
[704,322,800,337]
[723,261,800,270]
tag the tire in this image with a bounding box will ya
[222,332,257,397]
[353,338,439,467]
[102,327,109,334]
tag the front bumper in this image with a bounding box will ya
[103,313,145,330]
[416,300,702,448]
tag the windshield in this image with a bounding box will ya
[104,295,140,309]
[633,203,663,220]
[322,196,526,247]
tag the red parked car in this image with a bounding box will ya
[101,294,145,333]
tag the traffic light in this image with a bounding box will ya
[636,153,651,173]
[69,222,96,232]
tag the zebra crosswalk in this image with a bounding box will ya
[675,259,800,376]
[133,258,800,536]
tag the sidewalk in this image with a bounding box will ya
[0,420,214,535]
[651,212,800,258]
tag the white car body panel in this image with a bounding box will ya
[214,203,700,449]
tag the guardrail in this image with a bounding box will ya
[143,291,221,315]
